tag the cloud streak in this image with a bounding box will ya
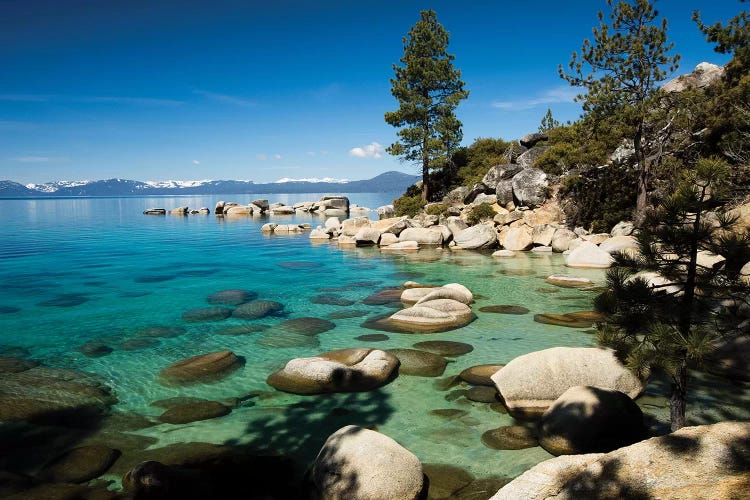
[10,156,66,163]
[0,94,182,106]
[349,142,384,159]
[193,90,256,108]
[491,86,579,111]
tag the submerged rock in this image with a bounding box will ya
[158,401,231,424]
[277,317,335,335]
[479,305,530,315]
[39,445,121,484]
[311,294,356,307]
[481,425,538,450]
[0,364,116,424]
[181,307,232,322]
[459,365,504,386]
[232,300,284,319]
[206,289,258,306]
[310,425,424,500]
[412,340,474,357]
[159,351,244,386]
[267,348,399,394]
[387,348,448,377]
[134,325,187,338]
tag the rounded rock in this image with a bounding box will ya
[159,351,244,386]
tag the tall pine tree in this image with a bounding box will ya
[560,0,680,219]
[595,157,750,430]
[385,10,469,201]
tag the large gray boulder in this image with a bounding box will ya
[512,168,549,208]
[565,241,614,268]
[538,385,645,455]
[266,348,399,394]
[464,182,491,204]
[610,220,635,236]
[373,216,408,235]
[532,224,556,247]
[516,146,549,169]
[341,217,371,237]
[310,425,424,500]
[491,347,643,418]
[495,179,515,206]
[444,216,468,236]
[399,227,443,246]
[443,186,469,204]
[482,164,524,187]
[551,228,577,252]
[519,132,548,148]
[453,224,497,249]
[319,195,350,212]
[503,226,533,251]
[663,62,725,93]
[492,421,750,500]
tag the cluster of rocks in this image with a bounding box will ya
[143,207,210,215]
[216,195,360,217]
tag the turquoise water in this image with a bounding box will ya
[0,194,623,482]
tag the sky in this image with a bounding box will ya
[0,0,743,184]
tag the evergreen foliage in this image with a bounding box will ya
[385,10,469,202]
[694,0,750,83]
[538,108,561,132]
[466,203,496,225]
[560,0,680,216]
[594,157,750,430]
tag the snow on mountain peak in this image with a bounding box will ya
[274,177,350,184]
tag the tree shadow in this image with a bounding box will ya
[556,423,750,499]
[223,382,396,498]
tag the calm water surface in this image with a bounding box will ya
[1,193,746,485]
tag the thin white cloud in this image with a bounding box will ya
[0,94,182,106]
[78,96,183,106]
[0,94,51,102]
[273,154,282,160]
[349,142,384,159]
[10,156,66,163]
[306,151,316,157]
[193,90,256,108]
[193,160,200,165]
[256,154,268,161]
[491,86,579,110]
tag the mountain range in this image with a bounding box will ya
[0,171,419,198]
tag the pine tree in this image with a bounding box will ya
[560,0,680,219]
[594,157,750,430]
[694,0,749,83]
[385,10,469,202]
[538,108,561,132]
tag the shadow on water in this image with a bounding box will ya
[223,381,396,497]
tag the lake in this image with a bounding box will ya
[1,193,745,490]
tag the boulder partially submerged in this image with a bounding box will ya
[310,425,424,500]
[491,347,643,418]
[266,348,399,394]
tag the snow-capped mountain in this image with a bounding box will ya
[0,171,419,197]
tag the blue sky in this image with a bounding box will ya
[0,0,742,184]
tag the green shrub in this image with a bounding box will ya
[466,203,496,225]
[394,194,426,217]
[533,122,627,175]
[425,203,447,216]
[559,166,637,233]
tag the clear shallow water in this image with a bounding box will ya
[2,194,745,486]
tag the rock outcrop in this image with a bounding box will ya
[492,421,750,500]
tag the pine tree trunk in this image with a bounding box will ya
[634,122,648,223]
[422,136,430,201]
[670,363,688,431]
